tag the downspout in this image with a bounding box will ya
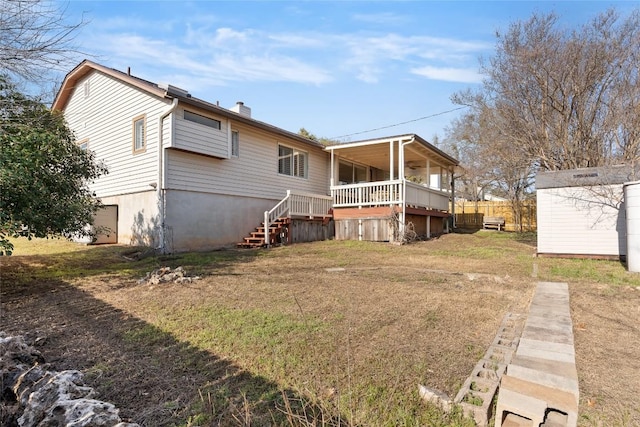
[399,137,415,241]
[157,97,179,253]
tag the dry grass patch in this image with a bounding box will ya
[2,232,638,426]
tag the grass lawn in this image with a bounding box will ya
[1,232,639,426]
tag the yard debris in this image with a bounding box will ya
[137,266,201,285]
[0,333,140,427]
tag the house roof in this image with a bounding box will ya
[52,60,326,150]
[536,165,639,189]
[325,134,459,170]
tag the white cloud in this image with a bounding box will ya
[79,16,489,87]
[410,66,483,83]
[340,33,488,83]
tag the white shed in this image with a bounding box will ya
[536,165,634,259]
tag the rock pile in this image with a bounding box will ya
[136,266,201,285]
[0,333,139,427]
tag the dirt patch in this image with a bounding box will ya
[570,282,640,425]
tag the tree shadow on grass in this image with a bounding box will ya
[1,251,348,426]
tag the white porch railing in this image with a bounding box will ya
[404,180,450,211]
[264,190,333,247]
[331,180,403,207]
[331,179,449,211]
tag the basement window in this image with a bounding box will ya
[278,144,308,178]
[184,110,221,130]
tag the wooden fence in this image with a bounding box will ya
[452,200,537,232]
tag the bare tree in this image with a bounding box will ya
[454,8,639,173]
[444,101,535,231]
[443,109,494,205]
[0,0,85,86]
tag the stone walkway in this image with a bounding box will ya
[494,281,579,427]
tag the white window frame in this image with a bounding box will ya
[278,144,308,179]
[132,114,146,154]
[76,138,89,151]
[339,160,368,184]
[231,130,239,157]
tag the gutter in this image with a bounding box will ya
[157,97,179,253]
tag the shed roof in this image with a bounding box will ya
[536,165,639,189]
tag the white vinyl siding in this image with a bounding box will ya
[173,109,229,158]
[63,71,171,197]
[537,185,625,256]
[166,125,328,200]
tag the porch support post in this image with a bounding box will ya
[426,160,431,188]
[389,140,394,180]
[427,216,431,239]
[330,149,335,187]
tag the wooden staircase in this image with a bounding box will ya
[237,218,291,248]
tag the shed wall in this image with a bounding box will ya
[537,185,626,256]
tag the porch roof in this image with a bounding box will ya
[324,134,458,171]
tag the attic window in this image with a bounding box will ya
[184,110,221,130]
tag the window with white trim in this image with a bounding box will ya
[77,138,89,151]
[339,160,367,184]
[184,110,221,129]
[231,130,239,157]
[278,144,308,178]
[132,114,146,153]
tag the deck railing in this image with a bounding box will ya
[404,180,450,211]
[264,190,333,247]
[331,180,403,207]
[331,179,449,211]
[288,191,333,218]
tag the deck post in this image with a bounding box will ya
[264,210,270,248]
[451,171,455,230]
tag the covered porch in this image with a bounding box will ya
[325,134,458,242]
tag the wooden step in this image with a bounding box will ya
[237,217,291,249]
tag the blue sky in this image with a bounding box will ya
[61,1,636,143]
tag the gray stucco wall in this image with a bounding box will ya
[164,190,279,252]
